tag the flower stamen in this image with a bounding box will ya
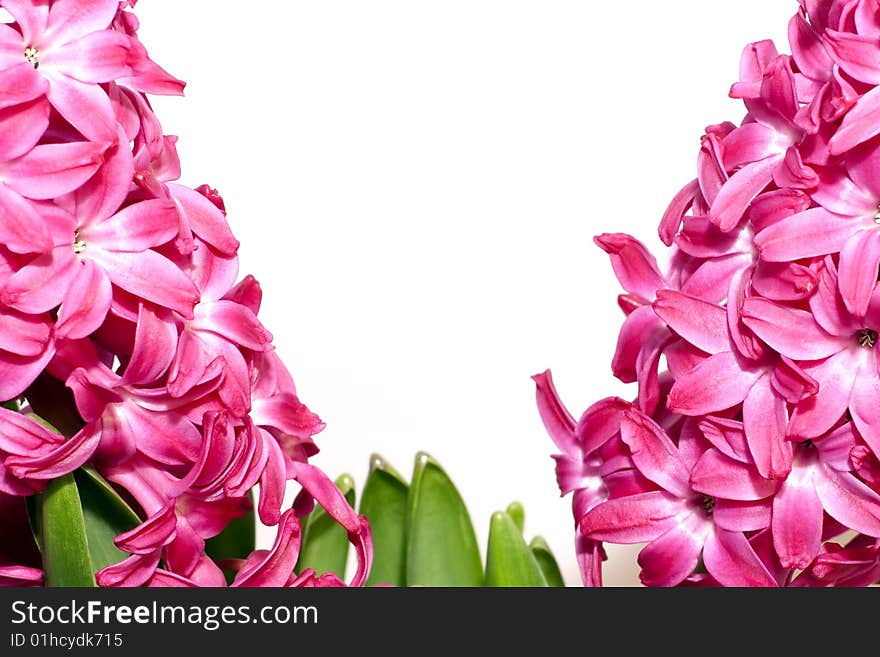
[702,495,715,515]
[72,231,86,254]
[858,328,877,348]
[23,47,39,69]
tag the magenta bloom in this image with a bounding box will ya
[0,0,371,588]
[536,0,880,586]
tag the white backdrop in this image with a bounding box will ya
[135,1,794,586]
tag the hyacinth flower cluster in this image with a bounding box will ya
[535,0,880,587]
[0,0,372,588]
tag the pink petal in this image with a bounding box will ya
[709,157,779,232]
[72,128,135,224]
[838,228,880,317]
[576,396,630,455]
[789,11,833,81]
[0,248,77,312]
[86,246,199,318]
[611,305,661,383]
[95,551,161,588]
[54,259,112,340]
[121,304,178,386]
[232,510,301,588]
[579,491,685,543]
[659,179,699,246]
[823,29,880,85]
[653,289,729,355]
[634,326,671,416]
[619,408,690,498]
[848,353,880,458]
[46,73,115,142]
[770,356,819,404]
[812,166,878,216]
[114,503,177,555]
[713,499,772,532]
[2,140,105,200]
[574,531,604,587]
[257,432,286,527]
[0,407,63,453]
[0,98,49,161]
[2,0,48,45]
[679,253,751,304]
[0,62,47,111]
[4,423,100,481]
[691,448,778,501]
[45,30,131,83]
[702,527,778,587]
[250,393,324,442]
[722,122,781,168]
[117,404,201,467]
[192,300,272,351]
[829,84,880,154]
[698,416,751,463]
[789,352,858,439]
[817,422,859,472]
[291,460,374,587]
[726,266,765,361]
[593,233,665,300]
[168,183,239,256]
[0,307,50,357]
[532,369,577,456]
[85,199,179,251]
[45,0,119,47]
[0,344,55,401]
[637,510,710,587]
[741,297,846,360]
[814,466,880,537]
[667,350,760,416]
[752,261,818,301]
[809,257,860,337]
[772,457,823,569]
[748,188,811,233]
[743,373,793,480]
[754,207,867,262]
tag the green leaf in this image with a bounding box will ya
[485,511,548,587]
[36,474,96,587]
[358,454,408,587]
[406,452,483,587]
[529,535,565,588]
[295,474,356,579]
[206,494,256,585]
[506,501,525,534]
[2,398,19,411]
[74,468,141,573]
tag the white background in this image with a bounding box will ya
[135,1,794,586]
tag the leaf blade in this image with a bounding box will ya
[406,452,483,587]
[74,468,142,573]
[37,473,96,587]
[485,511,548,587]
[358,454,408,587]
[529,535,566,588]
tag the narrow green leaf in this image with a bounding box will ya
[506,501,525,534]
[485,511,548,587]
[358,454,408,587]
[529,535,565,588]
[37,474,96,587]
[295,474,356,579]
[406,452,483,587]
[206,494,256,585]
[2,398,19,411]
[74,468,141,572]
